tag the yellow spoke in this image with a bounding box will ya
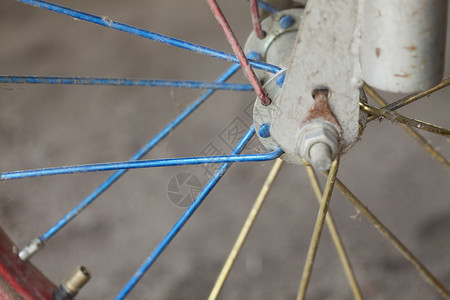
[360,102,450,137]
[208,158,284,300]
[330,175,450,300]
[305,165,363,300]
[381,77,450,112]
[364,85,450,170]
[297,157,340,300]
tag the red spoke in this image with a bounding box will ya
[206,0,271,106]
[250,0,265,39]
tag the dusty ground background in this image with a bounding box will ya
[0,1,449,299]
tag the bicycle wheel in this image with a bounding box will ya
[0,0,449,299]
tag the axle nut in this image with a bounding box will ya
[297,121,339,171]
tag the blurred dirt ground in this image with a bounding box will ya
[0,1,449,299]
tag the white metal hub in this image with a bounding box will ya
[270,0,363,160]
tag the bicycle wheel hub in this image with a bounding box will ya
[246,4,366,170]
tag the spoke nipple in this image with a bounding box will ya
[279,15,295,29]
[261,99,271,106]
[276,74,286,87]
[259,123,271,138]
[54,266,91,300]
[260,94,272,106]
[247,51,261,61]
[18,237,43,261]
[257,30,267,39]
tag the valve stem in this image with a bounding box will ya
[53,266,91,300]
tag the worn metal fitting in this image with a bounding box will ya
[64,266,91,294]
[279,15,295,29]
[259,123,271,138]
[276,73,285,87]
[18,237,43,261]
[54,266,91,300]
[297,121,339,171]
[253,70,302,165]
[244,8,303,83]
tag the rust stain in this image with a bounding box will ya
[405,45,417,51]
[375,47,381,58]
[299,90,342,134]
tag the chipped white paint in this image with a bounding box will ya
[361,0,447,93]
[271,0,363,156]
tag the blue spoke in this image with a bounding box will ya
[1,148,283,180]
[0,76,253,91]
[246,0,280,13]
[32,63,243,244]
[116,126,256,300]
[15,0,280,74]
